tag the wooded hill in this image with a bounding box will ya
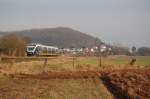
[0,27,102,48]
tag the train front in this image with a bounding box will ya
[26,44,36,56]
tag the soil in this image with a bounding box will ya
[8,70,100,80]
[101,69,150,99]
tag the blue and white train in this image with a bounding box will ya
[26,43,59,56]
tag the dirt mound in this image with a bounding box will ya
[102,69,150,99]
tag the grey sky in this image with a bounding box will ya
[0,0,150,47]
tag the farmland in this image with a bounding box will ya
[101,69,150,99]
[75,55,150,67]
[0,55,150,99]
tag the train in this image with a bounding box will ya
[26,43,59,56]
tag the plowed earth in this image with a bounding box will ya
[101,69,150,99]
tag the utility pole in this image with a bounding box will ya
[98,44,102,67]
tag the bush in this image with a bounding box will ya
[0,34,29,56]
[137,47,150,56]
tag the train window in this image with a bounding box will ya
[28,47,35,51]
[52,49,56,53]
[35,47,39,52]
[35,46,42,52]
[42,47,47,53]
[48,48,52,53]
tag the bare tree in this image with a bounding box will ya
[0,34,29,56]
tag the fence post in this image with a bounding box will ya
[43,58,48,72]
[99,52,102,67]
[0,56,1,63]
[98,44,102,67]
[72,52,76,68]
[73,56,75,68]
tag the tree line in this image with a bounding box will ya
[104,45,150,56]
[0,34,150,56]
[0,34,30,56]
[136,47,150,56]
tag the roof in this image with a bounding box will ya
[27,43,58,49]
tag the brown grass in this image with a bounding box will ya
[0,56,148,99]
[101,69,150,99]
[0,75,114,99]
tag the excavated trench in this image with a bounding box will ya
[101,69,150,99]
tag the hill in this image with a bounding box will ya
[0,27,102,48]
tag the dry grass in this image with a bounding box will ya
[0,56,145,75]
[0,61,44,74]
[0,76,113,99]
[0,55,149,99]
[0,56,115,99]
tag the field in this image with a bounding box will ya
[76,55,150,67]
[0,76,112,99]
[0,55,150,99]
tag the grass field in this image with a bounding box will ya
[45,55,150,71]
[0,75,113,99]
[0,55,150,74]
[76,55,150,67]
[0,55,150,99]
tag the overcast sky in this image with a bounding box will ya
[0,0,150,47]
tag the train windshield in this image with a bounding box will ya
[27,46,35,51]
